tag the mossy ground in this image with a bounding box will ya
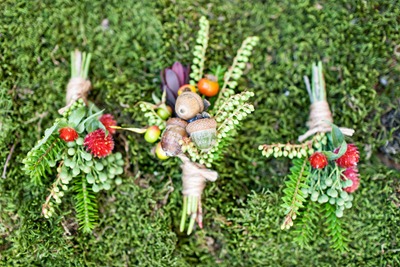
[1,0,400,266]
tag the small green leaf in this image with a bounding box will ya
[33,122,59,150]
[68,106,86,127]
[331,123,344,148]
[324,141,347,160]
[76,109,104,133]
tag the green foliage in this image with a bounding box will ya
[281,158,309,229]
[190,16,209,84]
[323,203,348,252]
[0,0,400,265]
[23,135,66,185]
[73,176,98,233]
[293,201,319,248]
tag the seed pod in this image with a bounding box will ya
[186,118,217,151]
[175,91,204,120]
[161,118,188,156]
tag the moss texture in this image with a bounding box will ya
[1,0,400,266]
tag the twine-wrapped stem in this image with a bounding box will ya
[58,50,92,114]
[178,154,218,234]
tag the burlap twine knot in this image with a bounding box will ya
[298,100,354,142]
[58,77,91,114]
[178,154,218,197]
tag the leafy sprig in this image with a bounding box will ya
[190,16,209,85]
[280,158,310,230]
[214,36,259,110]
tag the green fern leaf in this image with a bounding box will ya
[280,158,310,229]
[73,176,99,233]
[324,203,349,251]
[293,201,319,248]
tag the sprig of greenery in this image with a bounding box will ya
[293,201,318,248]
[324,203,348,251]
[214,36,259,110]
[23,135,66,185]
[280,158,310,230]
[73,175,98,233]
[189,16,209,85]
[138,101,167,130]
[181,92,254,167]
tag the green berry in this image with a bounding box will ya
[325,178,333,187]
[87,174,95,184]
[115,177,122,185]
[109,167,116,175]
[335,209,343,218]
[67,148,76,156]
[318,194,329,203]
[329,198,336,205]
[144,126,161,143]
[95,162,104,171]
[345,201,353,209]
[72,167,80,177]
[336,198,345,206]
[76,137,84,146]
[82,166,91,174]
[327,189,338,198]
[92,184,100,193]
[117,160,124,166]
[340,191,349,200]
[98,173,107,182]
[116,167,123,175]
[103,183,111,190]
[67,141,76,148]
[115,153,122,160]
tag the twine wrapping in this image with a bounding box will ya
[298,100,354,142]
[178,154,218,197]
[58,77,91,114]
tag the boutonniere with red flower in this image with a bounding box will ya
[23,50,124,233]
[259,62,359,251]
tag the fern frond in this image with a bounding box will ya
[281,158,310,229]
[324,203,349,251]
[293,201,318,248]
[214,36,259,109]
[189,16,209,84]
[23,135,66,185]
[73,175,98,233]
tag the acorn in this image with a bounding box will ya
[186,118,217,151]
[175,91,204,120]
[161,118,188,156]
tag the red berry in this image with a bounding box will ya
[84,129,114,158]
[99,114,117,134]
[309,152,328,169]
[334,143,359,168]
[59,127,78,142]
[341,167,360,193]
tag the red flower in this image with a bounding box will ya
[309,152,328,169]
[334,143,360,168]
[59,127,78,142]
[99,114,117,134]
[342,167,360,193]
[84,129,114,158]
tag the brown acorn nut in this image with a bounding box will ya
[175,91,204,120]
[161,118,188,156]
[186,118,217,151]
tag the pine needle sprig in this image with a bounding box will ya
[281,157,310,230]
[23,135,66,185]
[73,175,99,233]
[324,203,349,251]
[293,201,319,248]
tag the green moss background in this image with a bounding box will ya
[1,0,400,266]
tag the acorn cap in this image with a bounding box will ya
[186,118,217,134]
[166,117,188,129]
